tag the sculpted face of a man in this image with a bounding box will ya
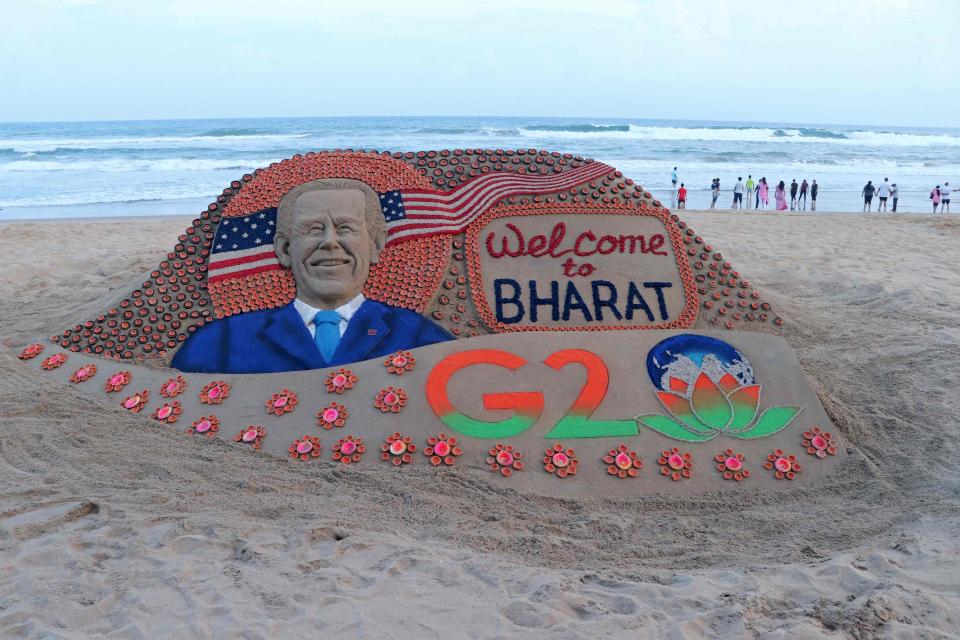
[275,187,385,309]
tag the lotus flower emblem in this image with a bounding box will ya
[637,334,801,442]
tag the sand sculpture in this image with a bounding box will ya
[16,149,843,496]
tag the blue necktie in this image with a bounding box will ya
[313,310,341,363]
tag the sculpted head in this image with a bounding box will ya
[274,178,387,309]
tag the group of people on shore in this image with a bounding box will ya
[671,167,955,213]
[670,168,818,211]
[859,178,900,212]
[929,182,954,213]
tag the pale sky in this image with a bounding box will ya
[2,0,957,126]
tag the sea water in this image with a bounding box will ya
[1,116,957,219]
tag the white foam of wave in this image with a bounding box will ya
[610,157,960,175]
[516,124,960,147]
[0,133,310,153]
[0,185,221,208]
[0,157,282,173]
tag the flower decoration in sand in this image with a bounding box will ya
[715,449,750,481]
[104,371,132,393]
[70,363,97,384]
[199,381,230,405]
[637,334,801,442]
[152,401,183,424]
[325,368,358,394]
[159,375,187,398]
[332,435,365,465]
[802,426,838,458]
[121,390,150,413]
[265,389,298,416]
[40,353,68,370]
[187,415,220,438]
[423,433,463,466]
[289,435,322,461]
[316,402,348,430]
[375,387,408,413]
[604,444,643,479]
[543,443,579,478]
[234,425,266,449]
[658,447,694,481]
[487,444,524,477]
[383,350,416,375]
[18,343,44,360]
[764,449,802,480]
[381,432,416,465]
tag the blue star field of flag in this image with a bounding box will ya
[379,191,407,223]
[212,208,277,254]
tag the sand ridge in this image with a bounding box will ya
[1,211,959,638]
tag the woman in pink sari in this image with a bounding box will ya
[775,180,788,211]
[757,177,769,209]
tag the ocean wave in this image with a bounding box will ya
[610,157,960,174]
[0,157,281,172]
[522,124,632,133]
[515,124,960,146]
[0,188,217,208]
[0,133,311,153]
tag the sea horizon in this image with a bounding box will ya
[2,115,958,219]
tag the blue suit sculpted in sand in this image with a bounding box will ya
[171,299,452,374]
[174,177,456,374]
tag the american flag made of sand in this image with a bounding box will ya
[207,161,614,284]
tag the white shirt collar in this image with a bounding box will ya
[294,294,366,335]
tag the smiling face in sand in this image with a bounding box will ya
[274,180,386,309]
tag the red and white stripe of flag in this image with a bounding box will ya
[385,161,613,245]
[207,246,281,284]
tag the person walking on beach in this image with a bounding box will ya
[798,179,809,211]
[862,180,876,212]
[710,178,720,209]
[942,182,954,213]
[732,177,744,209]
[671,166,679,208]
[745,175,755,210]
[930,185,941,213]
[789,179,799,210]
[810,179,818,211]
[876,177,891,212]
[890,182,899,212]
[775,180,788,211]
[758,177,769,209]
[677,183,687,209]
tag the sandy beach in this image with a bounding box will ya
[1,210,959,638]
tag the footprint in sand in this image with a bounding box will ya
[0,499,99,540]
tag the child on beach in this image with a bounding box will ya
[775,181,788,211]
[677,183,687,209]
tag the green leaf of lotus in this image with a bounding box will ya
[734,406,802,439]
[655,390,715,434]
[690,372,734,431]
[636,414,716,442]
[725,384,762,432]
